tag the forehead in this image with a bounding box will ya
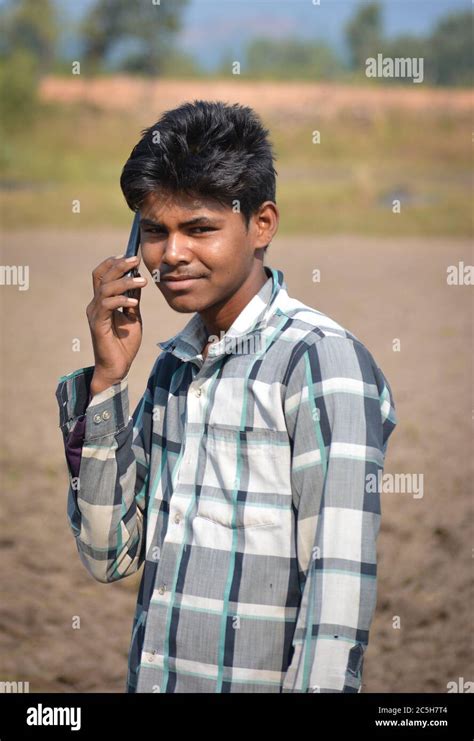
[140,190,229,219]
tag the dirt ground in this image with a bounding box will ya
[0,231,472,693]
[40,76,473,121]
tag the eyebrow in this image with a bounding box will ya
[140,216,219,229]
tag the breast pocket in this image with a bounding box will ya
[195,424,291,530]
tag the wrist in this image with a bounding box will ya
[90,370,124,398]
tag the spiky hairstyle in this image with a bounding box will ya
[120,100,277,234]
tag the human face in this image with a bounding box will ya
[138,189,278,324]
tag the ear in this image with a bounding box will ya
[254,202,279,249]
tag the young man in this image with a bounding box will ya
[55,100,397,693]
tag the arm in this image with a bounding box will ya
[55,360,157,584]
[282,335,397,692]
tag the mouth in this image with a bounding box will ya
[161,276,205,291]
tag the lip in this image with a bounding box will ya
[161,276,204,290]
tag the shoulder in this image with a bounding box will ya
[275,294,396,419]
[275,298,397,441]
[274,293,377,383]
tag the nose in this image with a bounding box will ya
[161,232,193,266]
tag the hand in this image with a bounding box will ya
[86,255,147,396]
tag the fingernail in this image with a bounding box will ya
[125,256,138,262]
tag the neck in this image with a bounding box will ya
[199,263,269,341]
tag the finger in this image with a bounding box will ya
[95,294,139,319]
[126,272,144,301]
[122,284,142,320]
[99,273,147,299]
[102,255,142,285]
[92,256,119,296]
[92,255,141,297]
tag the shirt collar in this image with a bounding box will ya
[156,265,287,362]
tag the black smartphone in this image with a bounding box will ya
[122,211,141,298]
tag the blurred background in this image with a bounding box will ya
[0,0,472,693]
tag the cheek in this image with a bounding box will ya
[140,243,154,264]
[200,231,250,270]
[140,248,159,278]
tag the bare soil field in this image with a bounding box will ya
[40,76,473,121]
[0,231,472,692]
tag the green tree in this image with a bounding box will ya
[429,11,473,86]
[243,38,344,80]
[81,0,189,75]
[0,0,58,75]
[0,49,38,132]
[376,34,430,84]
[345,1,383,70]
[0,0,58,133]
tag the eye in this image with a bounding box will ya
[191,227,215,234]
[143,227,164,235]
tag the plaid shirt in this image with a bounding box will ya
[55,265,397,693]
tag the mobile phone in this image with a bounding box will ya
[122,211,141,298]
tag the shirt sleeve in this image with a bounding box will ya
[281,335,397,693]
[63,391,93,479]
[55,361,158,584]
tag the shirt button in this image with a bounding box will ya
[194,387,202,397]
[158,584,166,594]
[174,514,181,524]
[93,413,102,424]
[102,410,111,420]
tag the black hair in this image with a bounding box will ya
[120,100,277,251]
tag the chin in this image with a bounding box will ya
[159,289,205,313]
[167,299,201,313]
